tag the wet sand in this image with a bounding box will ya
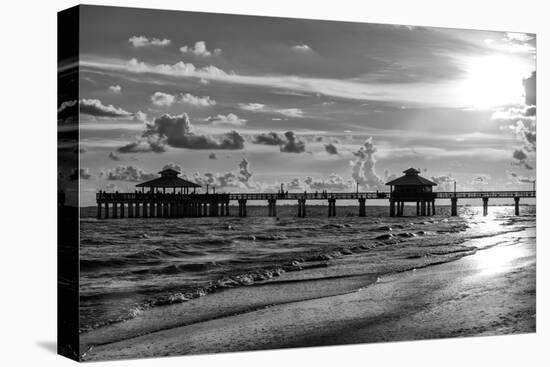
[82,227,535,361]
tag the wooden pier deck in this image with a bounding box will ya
[95,190,535,219]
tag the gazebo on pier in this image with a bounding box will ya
[386,168,437,216]
[136,168,201,194]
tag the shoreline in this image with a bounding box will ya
[81,224,535,361]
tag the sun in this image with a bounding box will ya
[457,55,531,109]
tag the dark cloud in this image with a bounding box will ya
[280,131,306,153]
[512,149,533,170]
[512,149,527,161]
[324,143,338,155]
[117,139,166,154]
[100,165,157,182]
[253,132,285,145]
[142,113,245,150]
[79,99,133,118]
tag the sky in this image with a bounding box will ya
[61,5,537,206]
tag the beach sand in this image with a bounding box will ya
[81,226,535,361]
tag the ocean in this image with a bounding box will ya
[79,205,536,333]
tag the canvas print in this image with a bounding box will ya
[57,5,537,362]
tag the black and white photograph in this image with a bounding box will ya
[54,4,542,362]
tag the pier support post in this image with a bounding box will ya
[297,199,306,217]
[97,203,102,219]
[421,201,426,216]
[268,199,277,217]
[238,199,247,217]
[482,197,489,216]
[225,202,230,216]
[328,198,337,217]
[389,199,395,217]
[128,202,134,218]
[358,198,366,217]
[143,202,149,218]
[431,200,435,216]
[397,201,404,217]
[514,196,520,216]
[416,201,420,216]
[105,202,109,219]
[119,203,125,218]
[451,197,458,216]
[112,202,118,219]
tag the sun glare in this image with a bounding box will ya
[457,55,530,109]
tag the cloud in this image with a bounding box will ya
[252,131,306,153]
[207,113,246,126]
[142,113,245,150]
[180,41,221,56]
[238,103,304,117]
[83,57,487,108]
[79,99,133,118]
[324,143,339,155]
[58,100,78,116]
[507,171,535,184]
[162,163,182,172]
[292,44,312,52]
[278,174,353,192]
[350,137,384,190]
[180,93,216,106]
[470,174,491,186]
[129,35,171,47]
[189,158,257,190]
[512,149,533,170]
[304,174,352,191]
[100,165,157,182]
[238,158,254,188]
[208,152,217,159]
[431,174,455,191]
[151,92,216,107]
[108,85,121,93]
[152,92,217,107]
[108,152,122,161]
[280,131,306,153]
[492,71,536,171]
[151,92,176,106]
[117,139,166,154]
[253,132,285,145]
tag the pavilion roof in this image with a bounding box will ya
[385,167,437,186]
[136,176,201,188]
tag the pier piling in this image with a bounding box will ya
[451,197,458,216]
[514,197,520,216]
[482,197,489,216]
[358,197,366,217]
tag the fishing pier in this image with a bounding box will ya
[96,168,535,219]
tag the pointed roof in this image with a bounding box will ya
[136,168,201,188]
[385,167,437,186]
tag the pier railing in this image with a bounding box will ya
[97,190,536,202]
